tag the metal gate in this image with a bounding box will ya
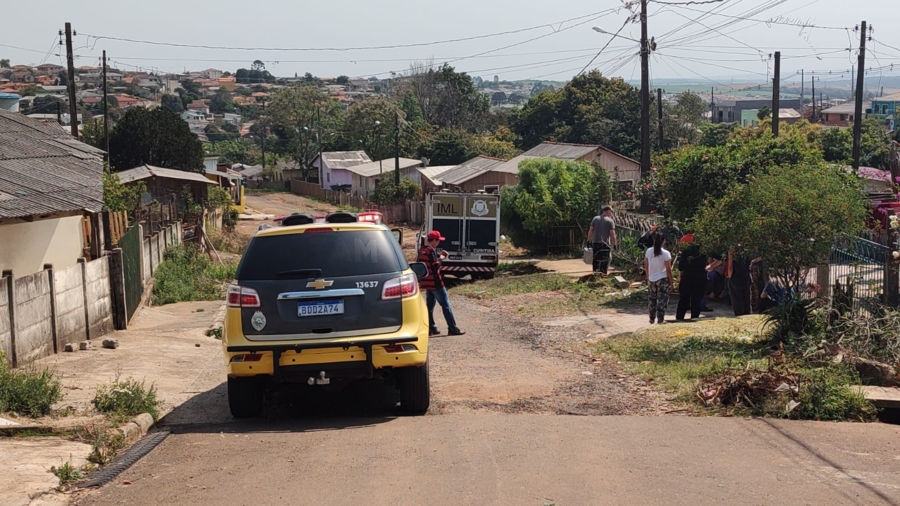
[119,223,144,321]
[828,237,890,312]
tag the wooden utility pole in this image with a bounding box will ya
[56,101,62,125]
[63,23,78,138]
[772,51,781,136]
[710,87,715,123]
[393,110,400,186]
[852,21,867,170]
[657,88,664,150]
[639,0,651,208]
[102,50,110,162]
[800,69,804,118]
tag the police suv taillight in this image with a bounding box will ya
[227,284,261,307]
[381,273,418,300]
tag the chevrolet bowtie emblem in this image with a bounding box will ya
[306,279,334,290]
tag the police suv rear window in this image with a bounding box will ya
[237,230,407,280]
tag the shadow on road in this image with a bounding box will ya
[158,377,405,435]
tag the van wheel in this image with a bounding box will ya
[399,362,430,415]
[228,376,264,418]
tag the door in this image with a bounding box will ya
[463,195,499,255]
[430,194,464,255]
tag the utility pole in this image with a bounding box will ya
[316,105,322,184]
[800,69,804,119]
[710,87,715,124]
[811,77,816,122]
[393,110,400,186]
[772,51,781,136]
[102,50,109,163]
[657,88,664,151]
[639,0,651,211]
[56,101,62,125]
[852,21,867,170]
[63,23,78,138]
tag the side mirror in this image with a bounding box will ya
[391,228,403,244]
[410,262,427,279]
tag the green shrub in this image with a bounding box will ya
[92,375,160,422]
[793,366,876,421]
[51,460,83,487]
[153,244,237,304]
[0,359,62,418]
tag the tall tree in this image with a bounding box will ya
[396,63,489,131]
[342,96,405,161]
[209,90,235,114]
[511,71,641,158]
[0,59,10,68]
[264,86,343,181]
[108,107,204,171]
[336,75,350,85]
[161,94,184,113]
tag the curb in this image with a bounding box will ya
[117,412,155,445]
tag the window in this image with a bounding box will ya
[327,173,330,183]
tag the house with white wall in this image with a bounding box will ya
[0,110,105,275]
[311,151,372,189]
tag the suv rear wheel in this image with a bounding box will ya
[399,362,430,415]
[228,376,264,418]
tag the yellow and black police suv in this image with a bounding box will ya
[223,212,430,417]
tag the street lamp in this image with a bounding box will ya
[592,26,641,44]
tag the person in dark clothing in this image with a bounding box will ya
[726,247,752,316]
[588,206,617,275]
[417,230,465,337]
[675,234,709,321]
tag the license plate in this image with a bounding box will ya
[448,255,463,260]
[298,299,344,317]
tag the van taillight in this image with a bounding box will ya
[227,285,260,307]
[382,273,418,300]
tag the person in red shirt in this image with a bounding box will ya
[417,230,465,336]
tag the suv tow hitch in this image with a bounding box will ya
[308,371,330,386]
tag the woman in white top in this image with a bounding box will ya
[644,232,675,324]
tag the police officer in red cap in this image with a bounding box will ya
[418,230,465,336]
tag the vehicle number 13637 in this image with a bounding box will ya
[356,281,379,288]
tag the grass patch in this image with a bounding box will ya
[0,359,62,418]
[600,318,877,421]
[92,375,160,422]
[153,245,237,305]
[51,459,83,487]
[78,424,125,466]
[208,229,251,255]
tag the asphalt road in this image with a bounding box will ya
[74,298,900,506]
[77,415,900,506]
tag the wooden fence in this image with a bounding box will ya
[290,180,424,225]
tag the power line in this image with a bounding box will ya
[79,10,617,53]
[659,3,846,30]
[578,17,632,76]
[651,0,725,5]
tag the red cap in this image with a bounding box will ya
[427,230,445,241]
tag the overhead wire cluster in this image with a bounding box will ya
[1,2,897,90]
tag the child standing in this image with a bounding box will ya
[644,232,675,324]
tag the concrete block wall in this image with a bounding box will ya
[0,276,10,363]
[53,264,87,347]
[13,270,54,365]
[85,257,113,338]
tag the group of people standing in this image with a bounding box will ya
[587,207,765,325]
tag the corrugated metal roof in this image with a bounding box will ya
[521,142,600,159]
[117,165,216,185]
[316,151,372,169]
[0,110,104,219]
[417,165,455,184]
[822,101,870,115]
[433,156,504,185]
[344,158,422,178]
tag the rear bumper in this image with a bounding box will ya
[441,262,497,273]
[227,337,419,381]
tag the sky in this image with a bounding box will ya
[1,0,898,89]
